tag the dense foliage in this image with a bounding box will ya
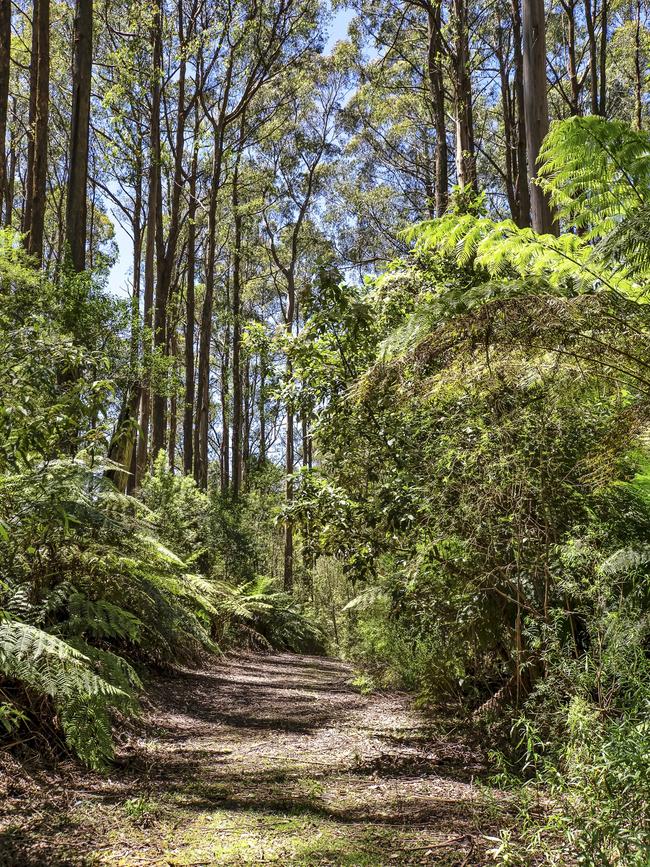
[0,244,321,768]
[2,0,650,860]
[283,116,650,863]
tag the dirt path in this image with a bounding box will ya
[0,653,508,866]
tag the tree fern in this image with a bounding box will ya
[404,214,639,300]
[0,618,126,700]
[0,455,226,765]
[213,577,324,652]
[538,116,650,239]
[66,593,143,642]
[401,118,650,311]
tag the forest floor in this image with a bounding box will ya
[0,653,512,866]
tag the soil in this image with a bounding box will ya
[0,653,510,866]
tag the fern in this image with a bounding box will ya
[600,545,650,576]
[0,618,128,700]
[538,116,650,239]
[597,201,650,280]
[401,118,650,312]
[59,695,117,771]
[405,214,639,300]
[213,576,324,652]
[0,455,225,765]
[0,615,133,768]
[66,593,143,642]
[136,534,187,568]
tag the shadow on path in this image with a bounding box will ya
[0,653,508,866]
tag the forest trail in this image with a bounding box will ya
[1,654,507,866]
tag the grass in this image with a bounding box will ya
[93,800,459,865]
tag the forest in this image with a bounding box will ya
[0,0,649,863]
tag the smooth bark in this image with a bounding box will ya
[522,0,555,234]
[136,9,162,483]
[183,116,199,476]
[230,138,244,497]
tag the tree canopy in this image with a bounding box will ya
[1,0,650,862]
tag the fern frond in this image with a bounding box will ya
[66,593,143,642]
[600,545,650,576]
[538,116,650,239]
[409,214,640,300]
[136,534,187,568]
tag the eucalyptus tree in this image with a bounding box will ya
[523,0,555,232]
[258,58,343,590]
[0,0,10,223]
[23,0,49,263]
[65,0,93,272]
[150,0,202,461]
[192,0,323,490]
[347,0,449,217]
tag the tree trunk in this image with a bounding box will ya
[65,0,92,272]
[522,0,555,234]
[126,157,143,495]
[511,0,531,227]
[284,368,294,592]
[25,0,49,263]
[426,4,448,215]
[4,98,16,224]
[168,330,178,471]
[302,414,311,468]
[598,0,607,115]
[283,275,296,592]
[561,0,581,115]
[242,357,251,490]
[231,150,244,498]
[106,385,141,493]
[584,0,599,114]
[195,135,224,489]
[22,5,38,238]
[635,0,643,129]
[259,354,266,463]
[153,3,189,458]
[0,0,10,224]
[496,28,517,220]
[219,324,230,492]
[451,0,476,190]
[136,8,162,484]
[150,5,168,459]
[183,116,199,476]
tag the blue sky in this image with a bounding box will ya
[106,6,355,297]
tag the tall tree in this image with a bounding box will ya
[261,65,341,590]
[522,0,555,233]
[136,3,162,482]
[422,0,448,214]
[152,0,198,458]
[230,131,245,498]
[183,111,200,476]
[65,0,93,272]
[24,0,50,263]
[0,0,10,223]
[450,0,477,188]
[511,0,531,226]
[584,0,608,115]
[193,0,320,489]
